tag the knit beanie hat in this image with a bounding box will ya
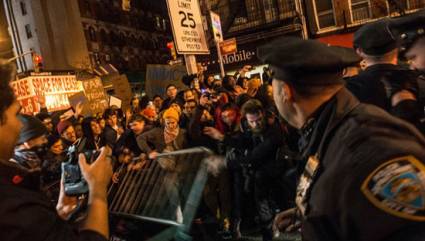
[56,120,72,135]
[163,108,179,122]
[17,114,48,144]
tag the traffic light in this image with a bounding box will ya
[32,52,43,72]
[167,41,177,60]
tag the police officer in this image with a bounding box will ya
[346,19,423,128]
[389,9,425,72]
[0,60,113,241]
[258,37,425,241]
[390,10,425,128]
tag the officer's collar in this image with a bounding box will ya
[298,108,324,153]
[301,88,360,159]
[364,63,400,72]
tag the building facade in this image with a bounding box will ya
[0,1,13,60]
[303,0,425,45]
[77,0,171,73]
[198,0,305,73]
[3,0,171,73]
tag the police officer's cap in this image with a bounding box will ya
[257,37,360,83]
[389,9,425,56]
[354,19,397,56]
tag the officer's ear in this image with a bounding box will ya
[282,81,294,103]
[355,47,365,58]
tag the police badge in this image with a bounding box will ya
[296,155,320,216]
[361,155,425,221]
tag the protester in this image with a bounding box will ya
[103,108,120,147]
[161,84,178,111]
[6,12,425,241]
[57,120,78,150]
[0,60,113,241]
[81,117,106,151]
[35,112,54,134]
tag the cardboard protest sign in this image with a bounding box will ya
[109,95,122,109]
[68,91,90,117]
[145,64,187,98]
[107,74,132,111]
[10,74,83,114]
[81,77,109,116]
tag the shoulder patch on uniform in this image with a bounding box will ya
[361,155,425,221]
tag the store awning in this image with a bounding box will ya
[317,33,355,48]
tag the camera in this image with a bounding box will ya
[62,145,100,196]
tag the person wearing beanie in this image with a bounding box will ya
[141,107,158,132]
[347,19,423,130]
[142,107,157,122]
[0,59,112,241]
[163,107,180,122]
[137,107,189,224]
[137,107,187,161]
[12,114,48,171]
[56,120,77,150]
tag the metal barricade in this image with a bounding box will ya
[108,147,214,241]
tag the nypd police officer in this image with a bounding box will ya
[346,19,423,129]
[258,37,425,241]
[389,9,425,72]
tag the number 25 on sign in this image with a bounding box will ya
[179,11,195,28]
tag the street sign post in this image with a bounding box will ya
[210,11,223,42]
[210,11,225,77]
[166,0,209,55]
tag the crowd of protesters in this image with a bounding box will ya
[3,10,425,241]
[25,64,296,240]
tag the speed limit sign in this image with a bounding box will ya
[166,0,210,55]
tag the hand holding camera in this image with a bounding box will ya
[62,146,113,196]
[79,147,113,195]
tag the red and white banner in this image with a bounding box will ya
[11,75,83,114]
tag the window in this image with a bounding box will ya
[315,0,336,29]
[162,19,167,31]
[407,0,425,9]
[25,24,32,39]
[388,0,407,14]
[20,1,27,15]
[155,16,161,29]
[93,52,100,65]
[88,27,97,41]
[263,0,278,23]
[277,0,296,18]
[351,0,371,22]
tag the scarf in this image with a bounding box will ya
[13,147,42,170]
[164,126,179,145]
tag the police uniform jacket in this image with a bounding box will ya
[346,64,422,126]
[298,87,425,241]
